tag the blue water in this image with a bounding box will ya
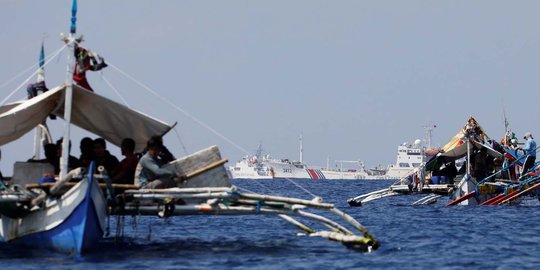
[1,179,540,269]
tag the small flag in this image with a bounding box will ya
[39,42,45,68]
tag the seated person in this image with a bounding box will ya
[142,135,176,164]
[135,136,183,189]
[93,138,119,174]
[28,143,58,167]
[79,137,95,168]
[111,138,140,184]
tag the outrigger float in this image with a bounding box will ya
[0,0,378,254]
[348,117,540,207]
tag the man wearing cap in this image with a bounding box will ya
[520,132,537,176]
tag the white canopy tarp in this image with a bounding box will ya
[0,84,173,152]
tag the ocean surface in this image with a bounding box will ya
[1,179,539,269]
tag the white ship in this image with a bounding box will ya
[229,128,436,180]
[384,140,426,179]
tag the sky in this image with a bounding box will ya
[1,1,540,175]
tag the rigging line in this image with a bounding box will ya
[172,127,189,156]
[0,44,68,106]
[107,61,317,198]
[106,61,251,156]
[101,74,130,107]
[283,177,318,198]
[0,44,68,91]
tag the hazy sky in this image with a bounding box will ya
[1,1,540,175]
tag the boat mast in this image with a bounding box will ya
[60,0,77,179]
[32,42,46,159]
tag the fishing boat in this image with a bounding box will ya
[0,0,379,254]
[0,163,105,254]
[348,117,540,207]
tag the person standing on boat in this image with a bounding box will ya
[520,132,536,176]
[473,147,490,181]
[135,136,184,189]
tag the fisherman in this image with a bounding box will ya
[473,147,490,181]
[111,138,139,184]
[141,135,176,164]
[465,117,481,140]
[93,138,119,174]
[520,132,537,176]
[78,137,94,168]
[135,136,184,189]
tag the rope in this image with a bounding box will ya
[105,61,319,199]
[101,74,130,107]
[172,127,189,156]
[106,61,251,155]
[0,43,66,91]
[284,177,319,198]
[476,146,540,187]
[0,44,68,106]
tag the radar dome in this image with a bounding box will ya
[413,139,422,147]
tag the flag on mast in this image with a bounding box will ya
[39,41,45,68]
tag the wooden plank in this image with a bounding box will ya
[479,193,505,206]
[26,182,139,190]
[499,182,540,205]
[447,191,476,206]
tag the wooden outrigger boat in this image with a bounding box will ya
[0,0,378,254]
[348,117,540,207]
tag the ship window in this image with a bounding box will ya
[399,163,410,167]
[412,163,420,167]
[234,167,240,171]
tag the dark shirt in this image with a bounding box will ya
[53,155,80,174]
[95,151,119,175]
[111,154,139,184]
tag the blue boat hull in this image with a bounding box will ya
[4,163,106,255]
[11,193,103,254]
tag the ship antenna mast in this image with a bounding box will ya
[299,132,304,163]
[423,123,436,149]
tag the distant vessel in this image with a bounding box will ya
[229,127,436,180]
[229,138,398,180]
[384,140,425,179]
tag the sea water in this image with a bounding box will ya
[1,179,539,269]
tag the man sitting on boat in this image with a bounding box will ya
[93,138,119,175]
[134,136,184,189]
[111,138,139,185]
